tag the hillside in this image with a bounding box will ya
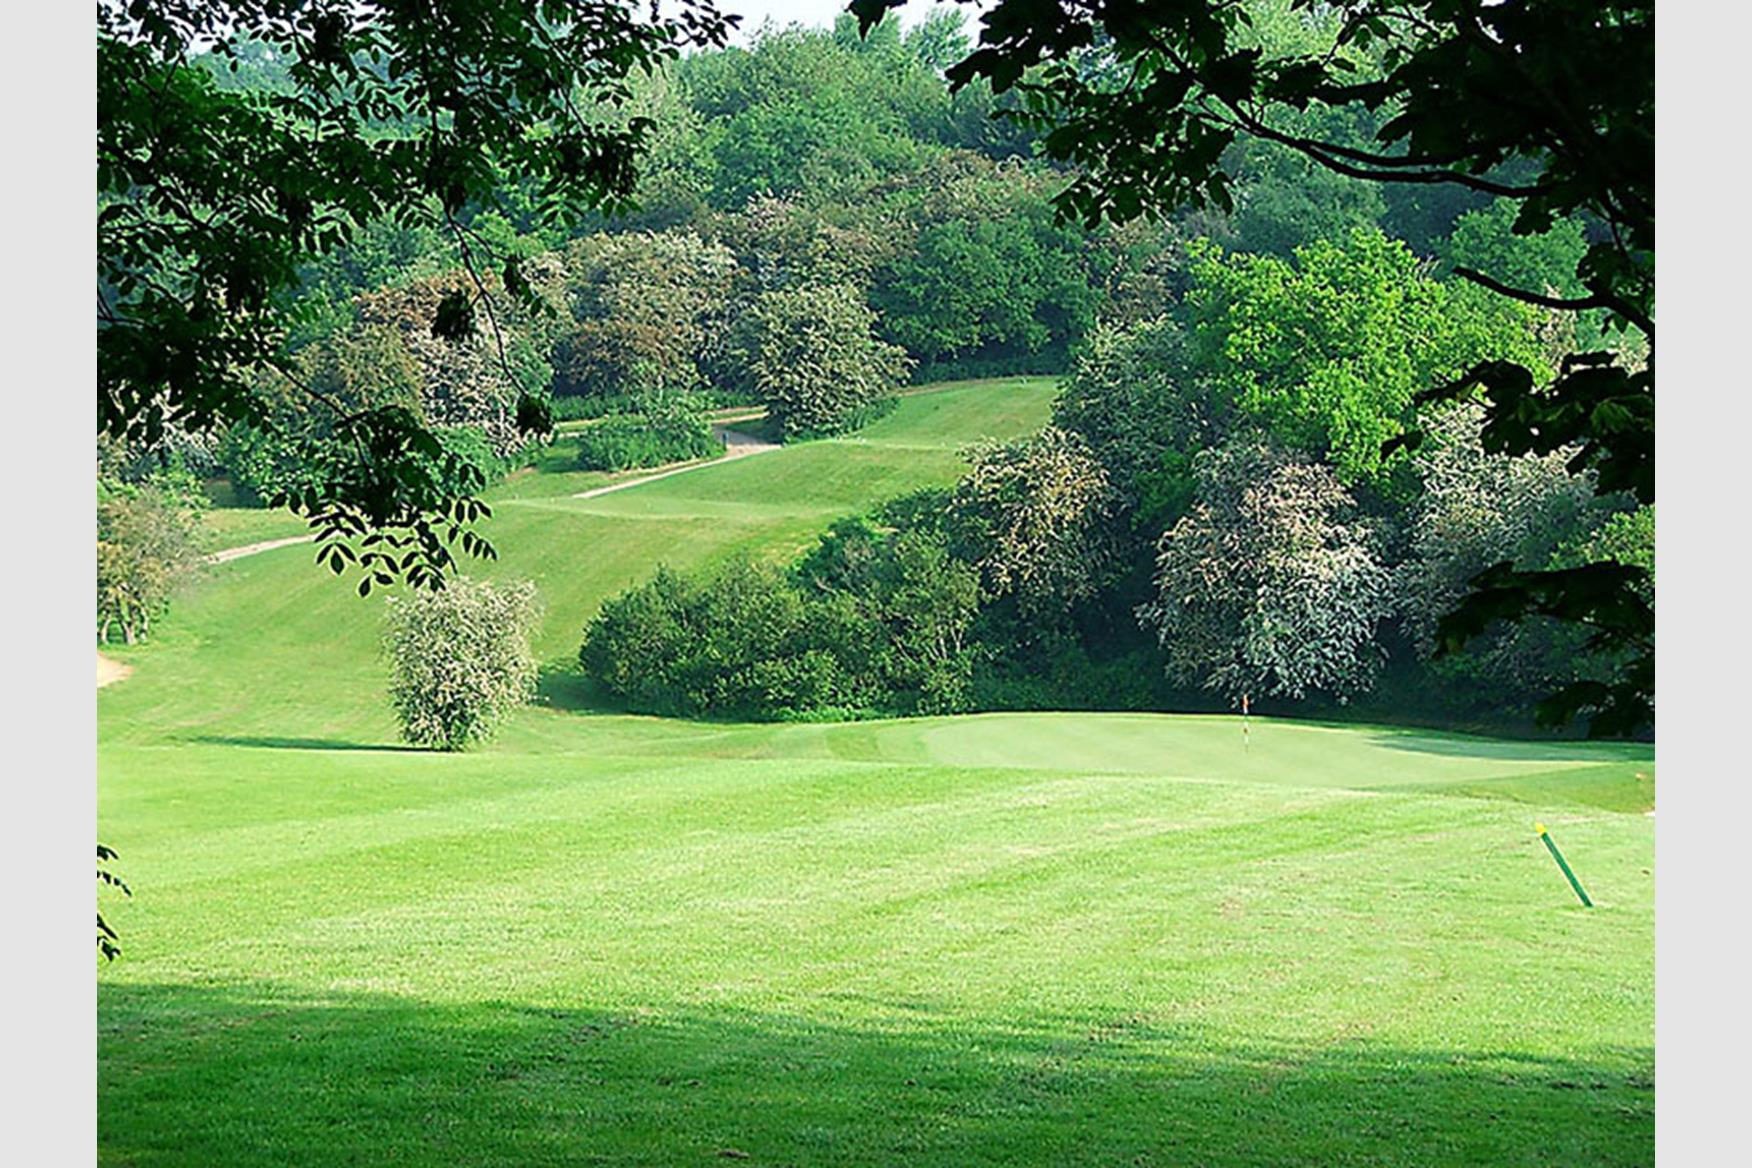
[97,378,1653,1167]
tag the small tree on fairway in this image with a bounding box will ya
[384,578,540,750]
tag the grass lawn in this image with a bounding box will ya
[99,377,1653,1166]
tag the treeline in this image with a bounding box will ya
[585,226,1652,732]
[121,7,1560,503]
[99,6,1651,724]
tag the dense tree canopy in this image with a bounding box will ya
[851,0,1654,734]
[948,426,1120,620]
[99,0,734,592]
[99,1,1652,738]
[1184,228,1544,488]
[740,282,911,438]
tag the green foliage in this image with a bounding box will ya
[743,283,911,439]
[706,193,899,296]
[1139,437,1394,703]
[1225,106,1388,258]
[583,558,885,719]
[1052,316,1211,532]
[586,511,982,721]
[848,0,1654,732]
[549,385,757,422]
[574,394,721,472]
[798,520,982,714]
[100,0,733,591]
[869,158,1106,369]
[948,426,1120,621]
[383,577,540,751]
[97,482,205,645]
[1398,405,1604,651]
[679,21,945,209]
[1557,506,1654,588]
[1441,199,1603,348]
[1395,404,1611,711]
[97,844,130,962]
[552,230,736,399]
[1185,229,1544,488]
[356,269,558,458]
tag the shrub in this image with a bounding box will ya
[585,516,982,721]
[383,578,541,750]
[97,482,205,645]
[574,393,721,471]
[584,558,878,718]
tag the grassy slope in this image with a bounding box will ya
[98,377,1653,1167]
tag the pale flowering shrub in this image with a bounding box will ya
[384,578,540,750]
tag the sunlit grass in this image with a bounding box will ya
[99,376,1652,1166]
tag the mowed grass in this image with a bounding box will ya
[98,377,1653,1167]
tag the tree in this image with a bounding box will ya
[383,578,541,751]
[852,0,1654,733]
[797,520,981,713]
[1183,228,1544,489]
[949,426,1120,620]
[1139,437,1393,704]
[1052,315,1214,533]
[1439,198,1604,350]
[869,156,1105,370]
[100,0,734,593]
[706,193,898,296]
[678,20,936,209]
[1396,403,1611,709]
[741,283,911,438]
[552,229,736,398]
[97,483,205,645]
[355,269,561,459]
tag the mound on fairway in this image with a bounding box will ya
[98,378,1653,1167]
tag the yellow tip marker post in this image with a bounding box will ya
[1535,823,1593,907]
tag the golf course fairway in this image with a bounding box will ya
[97,379,1654,1166]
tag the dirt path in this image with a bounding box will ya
[207,534,312,564]
[97,651,132,689]
[571,421,779,501]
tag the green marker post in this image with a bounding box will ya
[1535,822,1593,908]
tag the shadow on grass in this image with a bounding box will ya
[99,982,1652,1168]
[186,736,426,754]
[1364,727,1651,761]
[534,662,616,714]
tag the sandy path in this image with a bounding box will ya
[207,534,312,564]
[97,651,132,689]
[572,422,778,501]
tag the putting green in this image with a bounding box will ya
[98,378,1652,1166]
